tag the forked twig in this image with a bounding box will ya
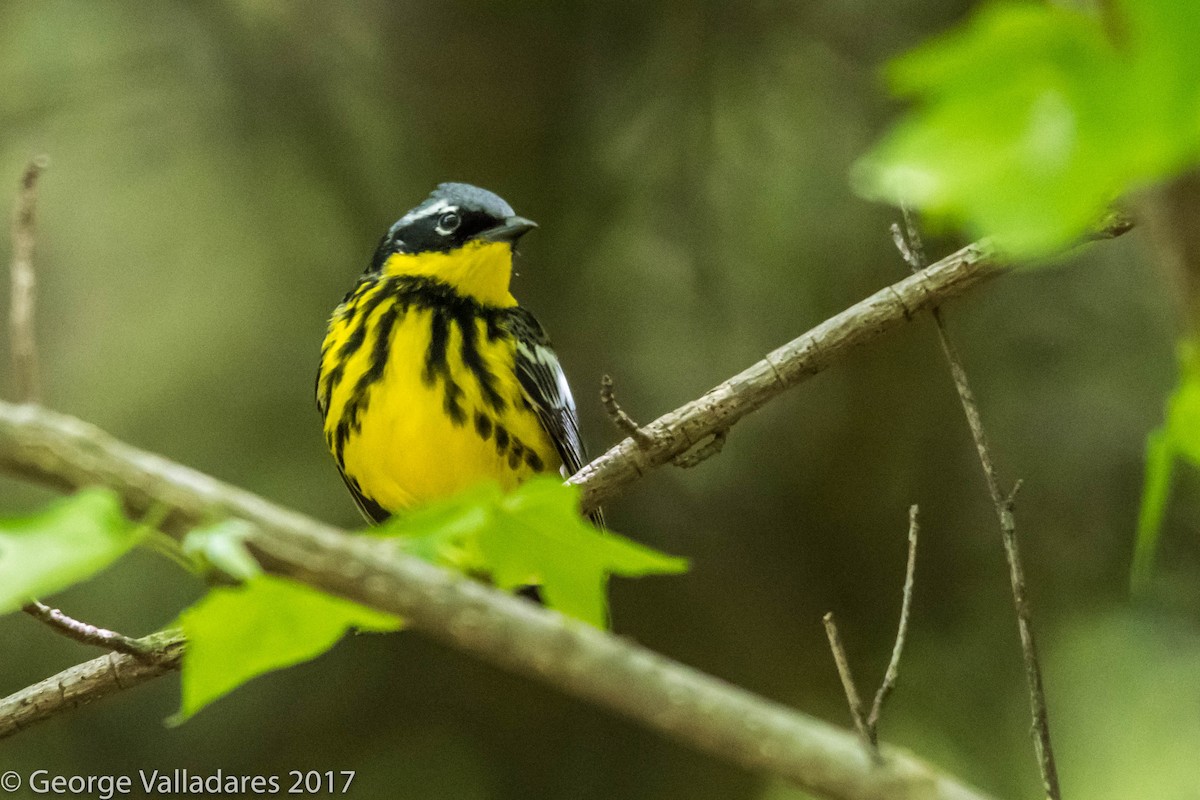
[571,212,1131,514]
[823,505,921,763]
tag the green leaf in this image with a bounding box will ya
[1133,341,1200,590]
[173,574,402,722]
[182,519,262,582]
[382,477,687,628]
[1133,428,1174,591]
[854,0,1200,256]
[482,478,688,628]
[172,478,685,719]
[1163,348,1200,465]
[382,481,499,573]
[0,488,143,615]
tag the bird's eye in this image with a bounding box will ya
[436,211,461,235]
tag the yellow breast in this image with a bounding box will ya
[317,275,561,514]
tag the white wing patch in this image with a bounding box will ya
[548,345,577,407]
[507,306,604,526]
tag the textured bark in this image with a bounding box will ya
[0,630,183,740]
[0,402,995,800]
[571,239,1005,512]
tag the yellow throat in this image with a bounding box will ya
[381,240,519,307]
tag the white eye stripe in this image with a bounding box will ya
[396,199,456,228]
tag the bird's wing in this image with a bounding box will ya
[504,306,587,475]
[504,307,604,526]
[338,466,391,525]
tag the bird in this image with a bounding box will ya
[316,182,601,527]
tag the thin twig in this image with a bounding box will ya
[22,601,153,660]
[9,156,48,404]
[867,504,919,734]
[8,158,149,659]
[895,208,1062,800]
[936,318,1059,799]
[0,629,184,740]
[821,612,877,762]
[600,374,652,445]
[890,224,917,270]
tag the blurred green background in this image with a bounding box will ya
[1,1,1197,798]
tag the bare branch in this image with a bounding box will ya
[571,215,1136,513]
[600,374,652,445]
[9,156,48,404]
[22,601,153,660]
[894,213,1062,800]
[822,612,878,762]
[0,400,997,800]
[672,428,727,468]
[934,316,1060,800]
[0,629,183,740]
[867,504,919,734]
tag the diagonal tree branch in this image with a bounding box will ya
[0,629,184,739]
[0,401,995,800]
[571,209,1132,513]
[571,238,1006,512]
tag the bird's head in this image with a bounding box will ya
[369,183,536,307]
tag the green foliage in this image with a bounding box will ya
[1133,342,1200,588]
[0,474,684,723]
[173,574,402,723]
[855,0,1200,256]
[171,478,686,720]
[854,0,1200,589]
[386,477,689,628]
[182,519,261,581]
[0,488,143,614]
[477,478,688,627]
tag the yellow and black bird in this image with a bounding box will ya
[316,183,599,525]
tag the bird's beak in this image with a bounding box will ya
[477,216,538,244]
